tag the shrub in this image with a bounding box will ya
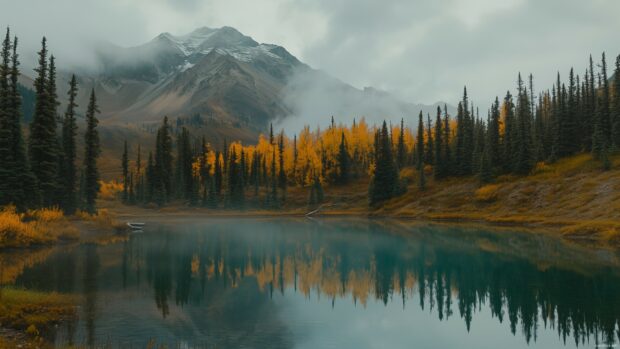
[0,206,78,248]
[474,184,501,203]
[99,180,123,201]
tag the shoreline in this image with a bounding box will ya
[101,201,620,249]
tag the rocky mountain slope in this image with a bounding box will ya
[38,26,452,132]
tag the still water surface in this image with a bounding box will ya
[5,218,620,348]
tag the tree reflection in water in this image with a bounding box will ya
[11,219,620,348]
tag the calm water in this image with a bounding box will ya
[4,218,620,348]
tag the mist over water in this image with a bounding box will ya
[6,219,620,348]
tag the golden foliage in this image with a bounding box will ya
[0,206,78,248]
[98,180,123,201]
[474,184,501,202]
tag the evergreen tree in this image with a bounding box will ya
[369,121,399,205]
[0,28,12,205]
[270,148,277,207]
[278,133,286,201]
[269,123,274,145]
[514,73,533,175]
[425,114,434,165]
[136,145,143,202]
[154,116,173,203]
[60,75,78,213]
[442,105,452,176]
[502,91,516,170]
[336,132,351,185]
[29,37,58,207]
[397,118,406,168]
[458,87,474,176]
[479,119,493,184]
[145,151,155,201]
[433,106,444,179]
[488,97,501,167]
[455,101,464,174]
[593,74,608,158]
[600,53,612,146]
[83,89,100,214]
[176,127,193,200]
[416,111,424,169]
[215,151,223,198]
[121,140,129,202]
[612,54,620,149]
[227,148,244,208]
[560,68,578,155]
[6,35,36,209]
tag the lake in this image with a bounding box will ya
[3,218,620,348]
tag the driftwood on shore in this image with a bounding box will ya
[306,204,334,217]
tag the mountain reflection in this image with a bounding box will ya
[11,219,620,348]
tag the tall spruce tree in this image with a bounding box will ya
[612,54,620,149]
[369,121,399,205]
[514,73,533,175]
[29,37,59,207]
[488,97,501,168]
[7,35,36,209]
[83,89,100,214]
[442,105,452,176]
[425,114,434,165]
[397,118,406,168]
[416,111,424,169]
[336,132,351,185]
[61,75,79,213]
[121,140,129,202]
[176,127,193,200]
[502,91,516,170]
[277,133,286,201]
[269,148,277,207]
[600,53,612,146]
[433,106,444,179]
[154,116,173,203]
[0,28,11,205]
[592,74,608,158]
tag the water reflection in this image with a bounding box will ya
[9,219,620,348]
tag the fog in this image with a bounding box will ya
[278,67,454,133]
[1,0,619,117]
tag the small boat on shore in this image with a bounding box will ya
[127,222,146,230]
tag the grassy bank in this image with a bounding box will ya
[104,153,620,247]
[0,204,126,249]
[0,207,79,249]
[377,154,620,246]
[0,287,77,347]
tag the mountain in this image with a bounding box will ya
[60,26,452,132]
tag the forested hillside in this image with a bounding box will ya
[116,52,620,215]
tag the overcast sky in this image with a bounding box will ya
[2,0,619,108]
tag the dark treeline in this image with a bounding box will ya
[0,28,101,214]
[122,52,620,209]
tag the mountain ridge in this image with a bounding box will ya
[19,26,454,134]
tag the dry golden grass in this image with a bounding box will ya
[0,206,79,248]
[474,184,501,202]
[364,152,620,246]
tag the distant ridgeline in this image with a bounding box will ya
[119,52,620,210]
